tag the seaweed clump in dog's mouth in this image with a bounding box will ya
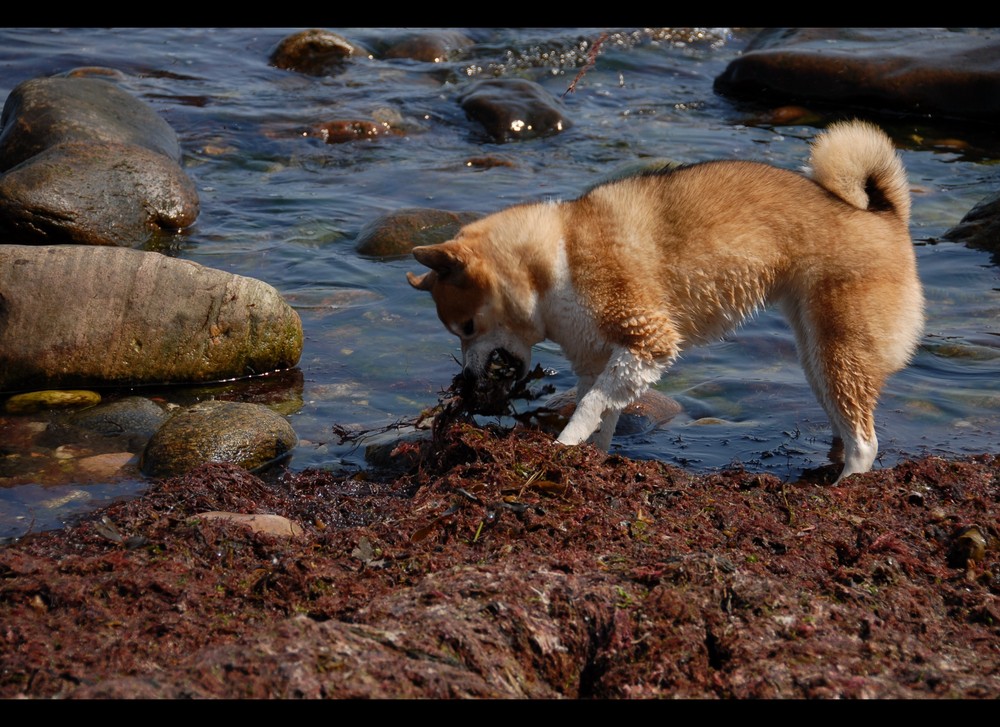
[331,349,553,456]
[456,348,528,416]
[408,348,553,445]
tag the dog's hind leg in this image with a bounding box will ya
[781,298,848,465]
[781,295,887,483]
[794,285,897,484]
[814,357,880,484]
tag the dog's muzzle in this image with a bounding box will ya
[459,348,526,414]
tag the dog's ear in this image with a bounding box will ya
[406,269,437,291]
[410,243,468,282]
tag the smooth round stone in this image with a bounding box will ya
[356,207,482,258]
[270,29,365,76]
[139,400,298,478]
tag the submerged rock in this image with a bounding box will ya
[0,245,303,391]
[68,396,171,439]
[140,400,298,477]
[308,119,403,145]
[381,30,474,63]
[355,207,482,258]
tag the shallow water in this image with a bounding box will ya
[1,27,998,539]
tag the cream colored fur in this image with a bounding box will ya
[407,120,924,484]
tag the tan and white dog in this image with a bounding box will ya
[407,120,924,483]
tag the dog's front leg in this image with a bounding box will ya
[559,374,620,450]
[556,347,664,449]
[556,386,611,446]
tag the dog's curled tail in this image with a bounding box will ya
[808,120,910,226]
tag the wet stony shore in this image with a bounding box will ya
[1,423,997,699]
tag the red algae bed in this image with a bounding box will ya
[1,421,998,698]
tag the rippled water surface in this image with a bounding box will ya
[1,28,998,539]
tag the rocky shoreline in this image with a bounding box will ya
[1,423,997,698]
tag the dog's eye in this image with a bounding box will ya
[461,320,475,337]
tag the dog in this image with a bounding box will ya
[407,120,924,483]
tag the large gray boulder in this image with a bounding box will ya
[0,140,199,247]
[0,74,199,246]
[0,245,302,391]
[0,75,182,168]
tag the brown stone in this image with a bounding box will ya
[0,75,182,169]
[355,207,482,258]
[270,29,364,76]
[714,28,1000,122]
[458,78,573,143]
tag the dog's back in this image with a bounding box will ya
[562,121,921,353]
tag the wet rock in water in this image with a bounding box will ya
[68,396,171,439]
[0,140,199,246]
[270,29,366,76]
[0,75,182,168]
[140,400,298,478]
[381,30,474,63]
[714,28,1000,123]
[0,75,199,246]
[63,66,129,82]
[0,416,47,457]
[464,155,516,170]
[354,207,482,257]
[308,119,402,145]
[356,207,482,258]
[35,396,173,456]
[943,191,1000,260]
[4,389,101,414]
[457,78,573,143]
[75,451,138,480]
[0,245,303,391]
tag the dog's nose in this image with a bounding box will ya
[462,365,478,383]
